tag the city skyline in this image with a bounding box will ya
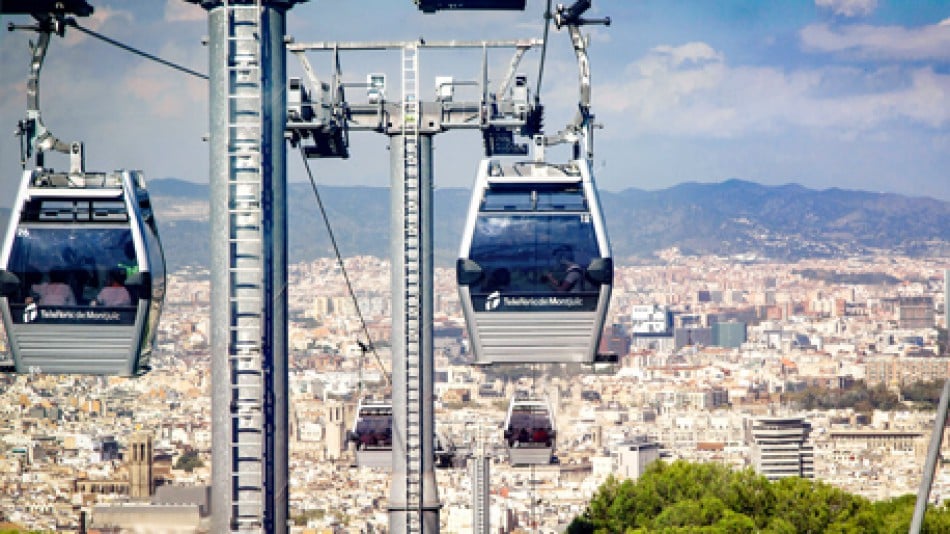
[0,253,948,530]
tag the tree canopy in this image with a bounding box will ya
[174,449,204,473]
[568,460,950,533]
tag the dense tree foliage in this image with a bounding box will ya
[568,460,950,533]
[787,379,949,412]
[788,380,901,411]
[174,449,204,473]
[901,380,946,405]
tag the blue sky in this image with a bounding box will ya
[1,0,948,209]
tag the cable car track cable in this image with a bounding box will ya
[296,145,390,387]
[535,0,552,102]
[64,19,209,80]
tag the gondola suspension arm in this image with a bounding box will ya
[10,14,74,169]
[538,0,609,158]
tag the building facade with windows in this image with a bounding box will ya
[751,417,815,480]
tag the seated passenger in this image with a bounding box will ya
[517,427,530,444]
[544,245,585,292]
[532,427,550,444]
[359,431,378,448]
[36,268,77,306]
[96,269,132,307]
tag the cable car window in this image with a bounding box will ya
[482,190,532,211]
[468,214,600,295]
[24,198,129,223]
[481,187,586,212]
[5,226,141,323]
[536,190,585,211]
[354,407,392,449]
[506,403,554,446]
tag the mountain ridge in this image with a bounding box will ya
[2,178,947,271]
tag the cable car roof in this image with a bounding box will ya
[28,170,142,189]
[483,159,583,184]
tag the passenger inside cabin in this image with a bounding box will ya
[544,245,585,292]
[95,268,132,307]
[516,427,530,444]
[35,268,77,306]
[532,427,550,444]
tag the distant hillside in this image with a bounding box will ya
[5,178,948,272]
[601,179,950,261]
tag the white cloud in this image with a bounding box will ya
[165,0,206,23]
[121,43,206,119]
[801,22,950,61]
[815,0,877,18]
[596,42,950,140]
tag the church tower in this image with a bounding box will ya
[324,399,347,460]
[128,433,153,499]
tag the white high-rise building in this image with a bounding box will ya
[630,304,672,334]
[751,417,815,480]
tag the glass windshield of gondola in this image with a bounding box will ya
[465,185,602,312]
[505,402,554,448]
[5,225,142,325]
[354,405,392,450]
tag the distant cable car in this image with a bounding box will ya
[347,398,457,470]
[348,398,393,469]
[434,429,457,469]
[456,157,612,364]
[503,396,556,466]
[0,168,166,376]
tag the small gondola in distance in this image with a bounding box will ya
[0,168,166,376]
[348,398,393,470]
[503,395,556,466]
[456,157,612,365]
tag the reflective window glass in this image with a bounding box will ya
[469,214,599,294]
[482,190,532,211]
[536,189,585,211]
[6,226,140,308]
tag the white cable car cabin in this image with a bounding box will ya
[348,399,393,469]
[347,399,457,470]
[0,169,165,376]
[503,396,556,466]
[457,158,612,364]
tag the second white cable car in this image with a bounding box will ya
[456,157,612,365]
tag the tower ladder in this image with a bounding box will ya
[402,42,424,534]
[224,1,267,532]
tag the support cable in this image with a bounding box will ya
[297,145,391,387]
[535,0,552,101]
[65,19,209,80]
